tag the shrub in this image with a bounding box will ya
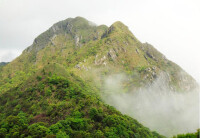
[28,123,49,137]
[36,76,42,81]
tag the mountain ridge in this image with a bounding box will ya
[0,16,198,137]
[0,16,197,93]
[1,16,198,94]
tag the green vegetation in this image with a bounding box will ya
[173,129,199,138]
[0,69,164,137]
[0,16,198,137]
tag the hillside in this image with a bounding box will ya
[0,63,165,137]
[0,17,198,137]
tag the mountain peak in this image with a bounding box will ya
[112,21,127,28]
[24,17,107,53]
[73,16,92,24]
[101,20,139,43]
[74,16,87,21]
[11,16,197,93]
[109,21,129,33]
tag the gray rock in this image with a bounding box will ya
[107,49,117,61]
[75,35,80,47]
[75,64,81,70]
[136,49,139,54]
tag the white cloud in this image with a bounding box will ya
[102,74,199,136]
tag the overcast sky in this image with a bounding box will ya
[0,0,199,83]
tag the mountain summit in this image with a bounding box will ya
[0,17,198,137]
[1,17,196,92]
[25,17,107,53]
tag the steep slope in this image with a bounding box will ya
[0,63,164,137]
[0,17,197,94]
[25,17,107,53]
[0,17,198,137]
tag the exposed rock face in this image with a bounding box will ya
[50,35,57,46]
[75,64,81,70]
[24,17,108,54]
[136,49,139,54]
[95,55,107,65]
[51,25,60,33]
[75,35,80,47]
[107,49,117,61]
[141,43,162,62]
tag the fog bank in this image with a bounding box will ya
[101,74,199,137]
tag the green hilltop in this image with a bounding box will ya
[0,17,198,137]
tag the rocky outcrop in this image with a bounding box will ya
[24,17,108,54]
[107,49,117,61]
[95,55,107,66]
[50,35,57,46]
[75,63,91,71]
[75,35,80,47]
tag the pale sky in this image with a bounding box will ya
[0,0,199,83]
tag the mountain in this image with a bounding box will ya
[0,17,197,93]
[0,62,8,67]
[0,62,9,72]
[0,17,197,137]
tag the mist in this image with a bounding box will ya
[101,74,199,137]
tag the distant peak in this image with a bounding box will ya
[0,62,9,67]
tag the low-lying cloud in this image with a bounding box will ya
[101,74,199,137]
